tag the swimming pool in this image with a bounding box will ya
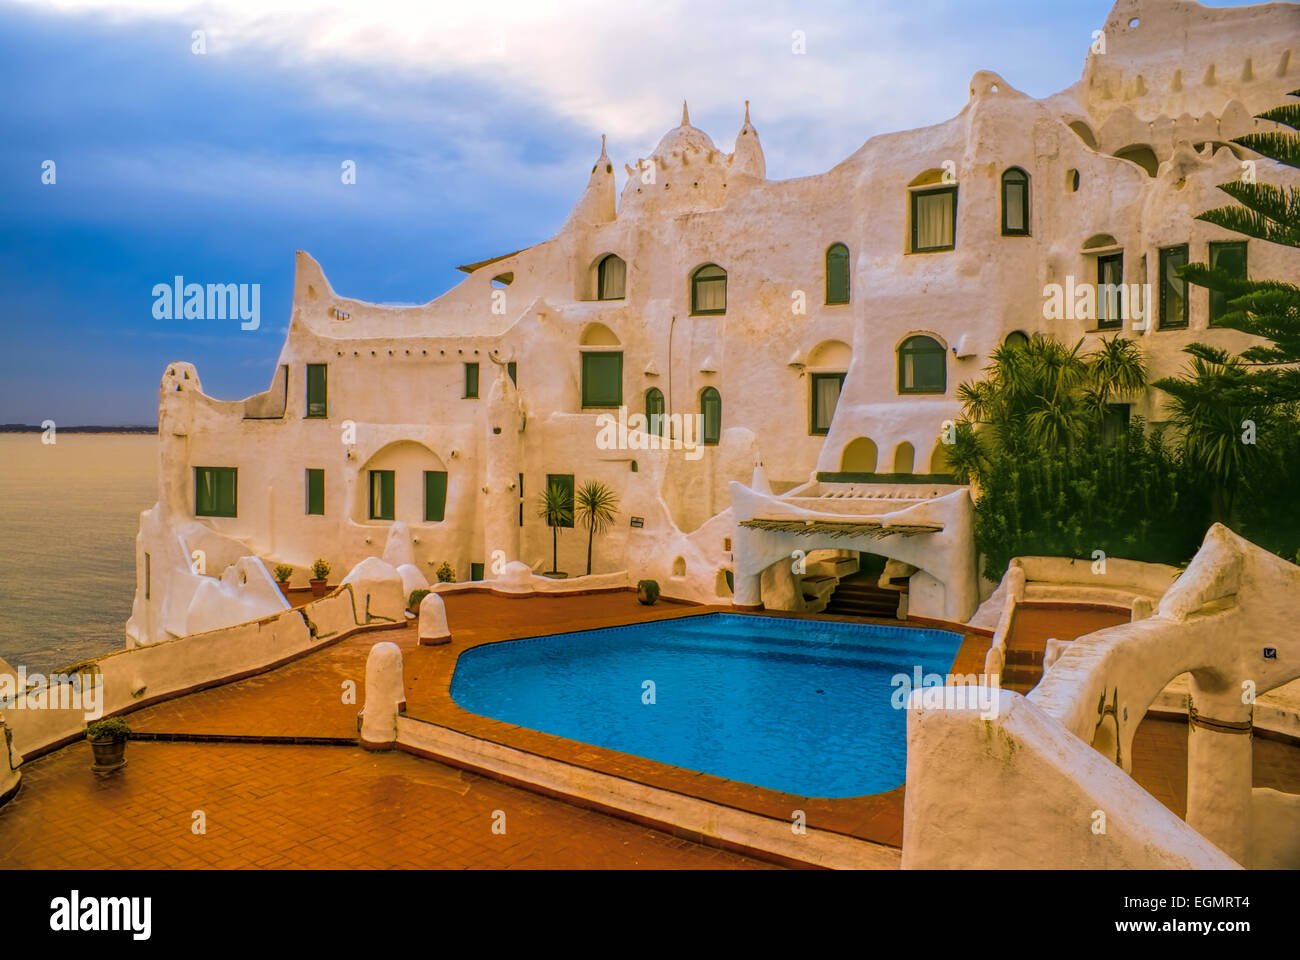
[450,613,964,797]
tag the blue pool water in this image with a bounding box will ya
[450,613,963,798]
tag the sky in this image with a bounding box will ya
[0,0,1266,424]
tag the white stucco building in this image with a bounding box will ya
[127,0,1300,645]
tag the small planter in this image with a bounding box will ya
[86,717,130,776]
[277,582,292,597]
[309,578,329,598]
[89,737,127,774]
[637,579,660,605]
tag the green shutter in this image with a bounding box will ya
[581,352,622,407]
[470,562,485,581]
[507,361,517,385]
[701,388,721,445]
[465,363,479,398]
[424,470,447,522]
[306,364,327,417]
[195,467,237,517]
[306,468,325,515]
[825,245,850,304]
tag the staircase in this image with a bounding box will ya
[1001,645,1044,694]
[823,571,903,619]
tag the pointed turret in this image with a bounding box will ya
[731,100,766,179]
[563,135,616,228]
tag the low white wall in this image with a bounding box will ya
[3,582,402,762]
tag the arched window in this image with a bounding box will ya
[691,264,727,315]
[1001,167,1029,236]
[1003,330,1030,349]
[700,387,721,444]
[597,254,626,300]
[825,243,850,304]
[645,387,665,435]
[898,336,946,394]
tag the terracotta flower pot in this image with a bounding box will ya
[277,581,291,597]
[309,578,328,597]
[89,737,127,775]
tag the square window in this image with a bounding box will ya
[581,351,622,407]
[911,187,957,252]
[195,466,237,517]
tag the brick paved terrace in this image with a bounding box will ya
[1,591,1297,869]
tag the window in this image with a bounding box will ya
[1097,252,1124,329]
[424,470,447,522]
[546,473,574,528]
[195,467,237,517]
[825,243,850,304]
[306,468,324,515]
[470,562,485,581]
[368,470,394,520]
[1001,168,1030,236]
[1102,404,1130,447]
[911,186,957,252]
[581,351,623,407]
[1004,330,1030,348]
[1159,245,1189,329]
[507,361,517,385]
[898,336,946,394]
[700,387,721,445]
[597,254,626,300]
[1209,241,1247,326]
[145,552,150,599]
[691,264,727,315]
[810,372,845,435]
[464,362,479,398]
[645,387,665,435]
[306,364,327,418]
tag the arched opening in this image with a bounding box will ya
[930,440,954,475]
[595,253,626,300]
[898,335,946,394]
[691,264,727,315]
[355,440,448,526]
[671,556,686,577]
[1114,144,1159,177]
[700,387,721,445]
[579,322,620,346]
[1000,167,1030,236]
[893,441,915,474]
[1003,330,1030,349]
[1067,120,1098,149]
[1082,233,1119,250]
[840,437,878,473]
[580,324,622,409]
[807,339,851,437]
[715,568,734,597]
[645,387,665,436]
[825,242,850,304]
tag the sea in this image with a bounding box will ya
[0,434,158,673]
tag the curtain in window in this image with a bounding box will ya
[915,191,954,249]
[813,376,842,432]
[598,255,626,300]
[692,267,727,313]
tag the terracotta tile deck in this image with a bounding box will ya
[3,590,1297,869]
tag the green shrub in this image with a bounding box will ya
[273,564,294,583]
[435,562,456,583]
[311,558,331,581]
[408,588,431,612]
[637,579,660,604]
[86,717,131,742]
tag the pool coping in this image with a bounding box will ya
[385,603,993,867]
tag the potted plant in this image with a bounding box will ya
[309,558,331,597]
[408,588,431,613]
[637,579,660,605]
[86,717,131,774]
[576,480,619,576]
[537,482,573,578]
[435,562,456,584]
[273,564,294,596]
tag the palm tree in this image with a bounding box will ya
[536,483,573,575]
[574,480,619,576]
